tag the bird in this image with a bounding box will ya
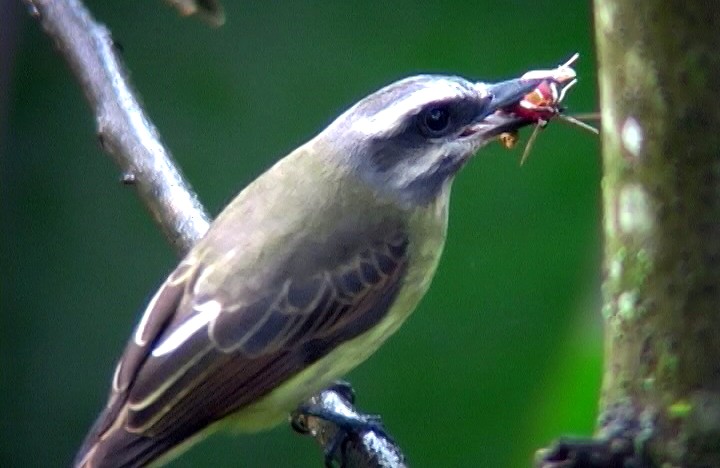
[74,73,540,467]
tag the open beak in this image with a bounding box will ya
[466,77,545,140]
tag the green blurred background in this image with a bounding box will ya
[1,1,602,466]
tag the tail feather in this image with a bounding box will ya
[74,408,200,468]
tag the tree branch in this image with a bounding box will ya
[26,0,210,254]
[26,0,404,466]
[291,384,408,468]
[538,1,720,466]
[594,1,720,465]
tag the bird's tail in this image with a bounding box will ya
[73,407,196,468]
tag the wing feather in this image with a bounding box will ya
[76,230,409,468]
[129,233,408,433]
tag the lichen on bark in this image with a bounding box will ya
[594,0,720,465]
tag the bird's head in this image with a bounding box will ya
[317,75,539,206]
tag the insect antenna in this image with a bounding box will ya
[567,112,601,121]
[557,114,600,134]
[519,120,546,166]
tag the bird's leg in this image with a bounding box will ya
[291,381,394,467]
[299,402,390,467]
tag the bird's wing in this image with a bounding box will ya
[76,229,409,467]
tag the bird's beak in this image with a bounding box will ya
[463,78,545,140]
[485,78,544,112]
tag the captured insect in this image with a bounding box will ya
[497,53,599,165]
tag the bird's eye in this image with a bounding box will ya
[419,106,452,137]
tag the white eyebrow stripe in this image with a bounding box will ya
[352,82,475,136]
[151,300,222,357]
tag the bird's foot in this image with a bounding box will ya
[291,381,392,467]
[300,406,390,468]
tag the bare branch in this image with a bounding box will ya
[26,0,211,254]
[25,1,404,466]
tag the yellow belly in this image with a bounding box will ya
[228,189,450,432]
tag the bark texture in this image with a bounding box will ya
[594,1,720,465]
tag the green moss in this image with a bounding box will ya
[617,290,640,320]
[658,348,679,376]
[633,249,652,284]
[601,303,614,320]
[668,400,692,419]
[643,377,655,392]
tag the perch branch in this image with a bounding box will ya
[26,0,211,254]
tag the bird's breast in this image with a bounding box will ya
[228,188,451,431]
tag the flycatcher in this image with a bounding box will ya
[75,74,541,467]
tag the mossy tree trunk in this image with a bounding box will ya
[593,1,720,465]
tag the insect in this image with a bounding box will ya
[499,131,519,149]
[498,53,599,165]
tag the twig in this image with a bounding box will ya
[26,0,210,254]
[25,1,404,466]
[164,0,226,27]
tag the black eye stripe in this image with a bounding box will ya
[414,97,486,139]
[366,96,486,173]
